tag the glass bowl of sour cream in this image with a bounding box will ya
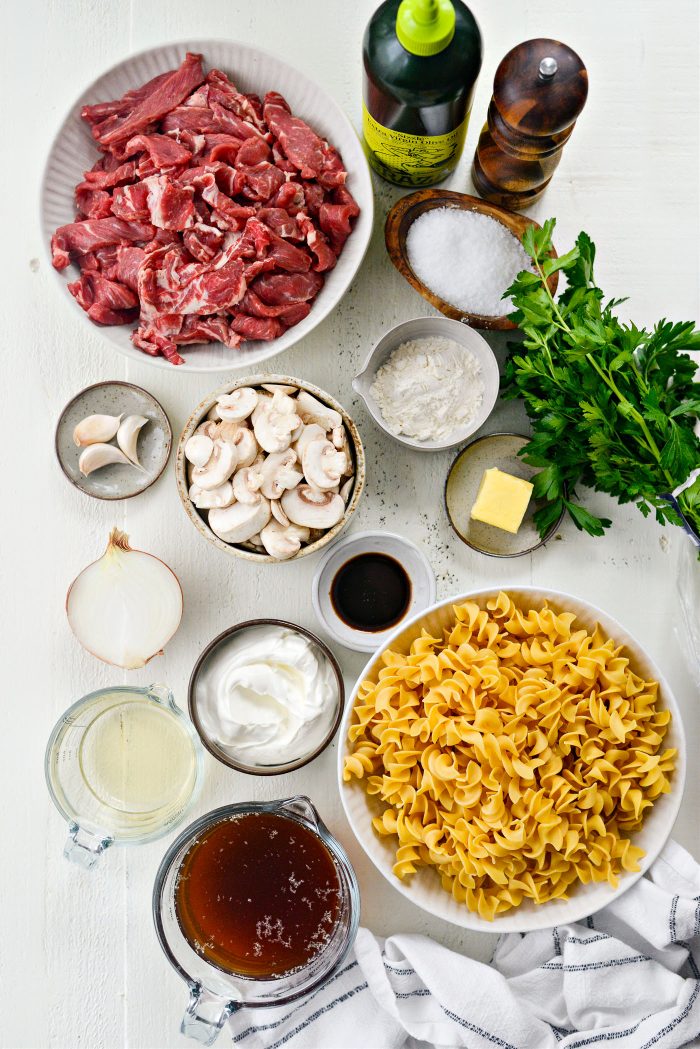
[188,619,345,775]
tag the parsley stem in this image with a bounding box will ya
[533,251,675,488]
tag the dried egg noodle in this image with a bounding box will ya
[343,592,675,920]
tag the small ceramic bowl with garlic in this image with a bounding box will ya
[55,381,172,500]
[175,376,366,562]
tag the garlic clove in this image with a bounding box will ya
[73,413,122,447]
[79,443,134,476]
[117,414,149,467]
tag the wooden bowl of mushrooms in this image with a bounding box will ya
[175,376,366,562]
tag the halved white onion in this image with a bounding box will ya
[66,529,183,669]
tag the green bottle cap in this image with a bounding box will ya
[396,0,456,57]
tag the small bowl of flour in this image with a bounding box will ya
[353,317,500,451]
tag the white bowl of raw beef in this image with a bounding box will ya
[41,41,375,377]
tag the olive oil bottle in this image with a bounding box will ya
[362,0,482,187]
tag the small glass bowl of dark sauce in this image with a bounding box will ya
[312,532,436,652]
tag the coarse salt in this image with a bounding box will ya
[406,207,533,317]
[369,336,483,443]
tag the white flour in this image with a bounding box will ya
[369,336,484,442]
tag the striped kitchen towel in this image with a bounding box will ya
[228,840,700,1049]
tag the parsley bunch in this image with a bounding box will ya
[502,219,700,544]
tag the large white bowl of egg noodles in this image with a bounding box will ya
[338,587,686,932]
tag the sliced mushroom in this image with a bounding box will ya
[270,499,290,527]
[302,439,348,491]
[251,391,274,424]
[195,420,220,440]
[232,466,264,505]
[281,485,345,529]
[296,390,342,431]
[340,477,354,505]
[259,449,303,499]
[217,388,258,421]
[209,498,271,544]
[191,439,237,491]
[185,434,214,468]
[253,401,301,454]
[207,404,222,422]
[189,481,235,509]
[260,520,310,560]
[293,422,326,460]
[262,383,297,395]
[228,426,258,469]
[217,419,244,443]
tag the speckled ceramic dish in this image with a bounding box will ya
[55,381,172,500]
[444,432,563,557]
[175,375,365,563]
[311,531,436,653]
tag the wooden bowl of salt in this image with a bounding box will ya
[384,189,558,332]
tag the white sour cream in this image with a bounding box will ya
[197,625,338,767]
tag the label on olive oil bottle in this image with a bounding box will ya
[362,104,469,186]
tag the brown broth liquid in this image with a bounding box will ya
[174,812,342,978]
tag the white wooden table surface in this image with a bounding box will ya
[2,1,699,1046]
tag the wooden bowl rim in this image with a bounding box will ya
[384,189,558,332]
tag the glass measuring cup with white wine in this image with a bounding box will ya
[45,684,203,867]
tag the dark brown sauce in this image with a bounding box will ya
[330,552,411,632]
[174,812,342,979]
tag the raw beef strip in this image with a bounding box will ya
[183,223,225,263]
[295,213,337,272]
[252,271,324,304]
[123,133,192,169]
[235,138,271,166]
[266,231,312,272]
[237,162,284,202]
[111,182,150,220]
[229,314,283,340]
[300,180,325,216]
[137,244,247,319]
[263,92,347,189]
[67,271,139,325]
[256,208,301,239]
[205,70,266,131]
[143,175,195,230]
[114,246,145,291]
[81,70,173,134]
[75,185,113,219]
[271,181,305,214]
[51,218,155,269]
[98,53,205,146]
[83,160,138,190]
[319,192,360,253]
[240,290,312,326]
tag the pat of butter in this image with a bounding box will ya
[470,467,534,534]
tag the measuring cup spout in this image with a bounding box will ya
[63,824,113,869]
[181,985,236,1045]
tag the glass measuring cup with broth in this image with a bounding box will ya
[45,684,202,867]
[153,797,359,1045]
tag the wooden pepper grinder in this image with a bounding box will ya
[471,38,588,210]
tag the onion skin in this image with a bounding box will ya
[65,528,183,669]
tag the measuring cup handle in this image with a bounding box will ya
[64,825,112,869]
[279,795,321,828]
[181,986,236,1045]
[148,683,175,706]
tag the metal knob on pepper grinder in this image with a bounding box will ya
[471,38,588,210]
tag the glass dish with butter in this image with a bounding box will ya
[444,432,564,557]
